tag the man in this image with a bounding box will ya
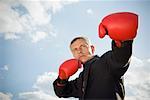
[53,12,138,100]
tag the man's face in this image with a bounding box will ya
[70,39,94,63]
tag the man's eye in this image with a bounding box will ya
[80,45,87,48]
[72,48,77,52]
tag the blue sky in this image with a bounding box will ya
[0,0,150,100]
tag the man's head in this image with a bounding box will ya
[70,37,95,64]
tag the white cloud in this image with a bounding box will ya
[41,0,79,14]
[3,65,9,71]
[31,31,48,43]
[125,56,150,99]
[18,72,58,100]
[18,71,79,100]
[22,1,50,25]
[125,96,149,100]
[0,65,9,71]
[147,58,150,63]
[86,8,93,15]
[0,0,79,42]
[19,91,62,100]
[0,92,13,100]
[39,47,44,50]
[0,65,9,79]
[4,32,20,40]
[33,72,57,94]
[0,2,23,34]
[130,56,144,67]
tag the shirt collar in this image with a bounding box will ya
[83,55,98,67]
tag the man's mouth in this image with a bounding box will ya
[79,55,86,60]
[79,55,84,58]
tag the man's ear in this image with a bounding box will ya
[91,45,95,54]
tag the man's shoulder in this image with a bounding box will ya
[98,50,112,59]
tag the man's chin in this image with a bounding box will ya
[79,58,88,64]
[78,55,94,64]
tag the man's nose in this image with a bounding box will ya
[77,48,82,54]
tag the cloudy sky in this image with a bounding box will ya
[0,0,150,100]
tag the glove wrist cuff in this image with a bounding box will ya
[56,77,68,86]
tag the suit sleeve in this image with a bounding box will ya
[53,73,83,98]
[106,40,133,78]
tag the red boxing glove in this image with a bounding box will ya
[98,12,138,41]
[58,59,82,80]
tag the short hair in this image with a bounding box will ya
[70,36,91,46]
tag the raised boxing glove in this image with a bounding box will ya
[58,59,82,80]
[98,12,138,41]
